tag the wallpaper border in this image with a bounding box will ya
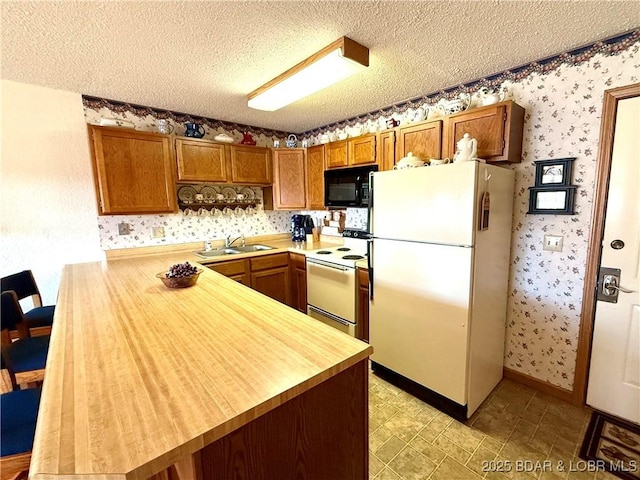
[301,29,640,136]
[81,95,292,138]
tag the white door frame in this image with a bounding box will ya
[574,83,640,406]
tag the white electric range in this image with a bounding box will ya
[305,230,369,337]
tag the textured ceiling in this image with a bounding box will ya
[1,1,638,133]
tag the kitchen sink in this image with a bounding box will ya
[230,244,274,253]
[193,248,242,258]
[193,244,274,258]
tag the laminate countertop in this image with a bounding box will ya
[30,249,372,479]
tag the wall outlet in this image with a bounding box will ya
[118,222,131,235]
[543,234,563,252]
[152,226,165,238]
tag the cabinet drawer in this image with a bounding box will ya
[208,259,247,277]
[250,253,289,271]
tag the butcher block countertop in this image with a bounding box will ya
[30,247,372,479]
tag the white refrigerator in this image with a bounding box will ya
[368,161,515,418]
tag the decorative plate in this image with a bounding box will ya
[214,134,234,143]
[178,186,197,203]
[200,186,218,202]
[99,118,135,129]
[240,187,256,202]
[220,187,237,202]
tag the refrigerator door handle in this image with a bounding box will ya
[367,239,374,300]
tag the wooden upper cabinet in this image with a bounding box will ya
[396,119,443,162]
[88,125,177,215]
[348,134,377,165]
[443,100,525,163]
[229,145,272,185]
[377,130,396,171]
[306,145,325,210]
[326,140,348,168]
[175,137,228,182]
[271,149,306,210]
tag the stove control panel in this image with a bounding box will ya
[342,229,371,239]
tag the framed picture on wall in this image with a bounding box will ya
[534,158,575,186]
[527,186,577,215]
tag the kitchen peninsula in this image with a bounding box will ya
[29,250,372,480]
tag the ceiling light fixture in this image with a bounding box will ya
[247,36,369,111]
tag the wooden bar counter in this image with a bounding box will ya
[29,252,372,480]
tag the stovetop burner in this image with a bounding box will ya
[336,247,351,252]
[316,250,332,255]
[342,255,364,260]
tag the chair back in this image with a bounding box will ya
[1,271,43,307]
[1,291,30,341]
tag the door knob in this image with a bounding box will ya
[603,275,635,294]
[598,267,636,303]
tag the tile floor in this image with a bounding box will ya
[368,371,619,480]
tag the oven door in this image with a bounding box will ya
[308,305,356,337]
[306,258,356,335]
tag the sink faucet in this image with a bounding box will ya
[225,234,245,248]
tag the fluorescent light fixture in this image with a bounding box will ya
[248,36,369,111]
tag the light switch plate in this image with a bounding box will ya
[543,234,563,252]
[152,227,165,238]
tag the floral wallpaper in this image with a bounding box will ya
[84,30,640,391]
[501,45,638,390]
[300,32,639,391]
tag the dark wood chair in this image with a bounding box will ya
[0,291,49,389]
[0,364,41,480]
[1,270,54,337]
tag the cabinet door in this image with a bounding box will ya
[306,145,325,210]
[443,101,524,163]
[251,266,291,306]
[396,120,443,162]
[175,137,228,182]
[326,140,348,168]
[348,134,376,165]
[89,125,177,215]
[356,268,369,342]
[229,145,272,184]
[207,259,250,286]
[377,130,396,171]
[289,253,307,313]
[272,149,306,209]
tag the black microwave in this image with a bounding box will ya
[324,165,378,208]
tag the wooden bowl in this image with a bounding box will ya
[156,270,202,289]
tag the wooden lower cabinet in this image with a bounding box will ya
[251,266,290,306]
[289,253,307,313]
[208,253,291,306]
[357,268,370,342]
[207,259,249,286]
[153,359,369,480]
